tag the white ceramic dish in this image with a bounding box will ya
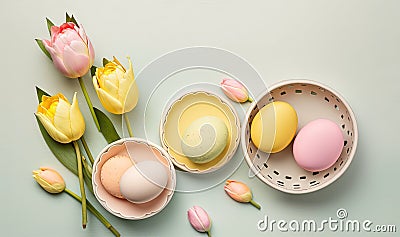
[242,80,358,194]
[92,138,176,219]
[160,91,240,173]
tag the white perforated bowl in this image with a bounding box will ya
[242,80,358,194]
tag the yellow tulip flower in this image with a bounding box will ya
[93,56,139,114]
[36,93,85,143]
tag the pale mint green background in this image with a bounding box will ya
[1,0,399,236]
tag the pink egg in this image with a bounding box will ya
[293,119,344,172]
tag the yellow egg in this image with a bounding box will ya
[250,101,298,153]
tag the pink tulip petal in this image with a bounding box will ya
[44,42,71,77]
[69,40,88,56]
[220,78,249,102]
[63,45,90,78]
[222,85,248,102]
[221,78,244,87]
[59,22,75,34]
[43,40,56,56]
[187,206,211,232]
[51,38,66,56]
[50,25,60,41]
[42,39,52,48]
[77,24,88,43]
[52,54,72,78]
[77,24,95,64]
[188,210,204,232]
[194,206,211,230]
[59,29,81,44]
[87,39,95,65]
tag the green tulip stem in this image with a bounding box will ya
[80,136,94,165]
[77,76,101,131]
[206,231,211,237]
[249,199,261,210]
[247,97,254,102]
[123,113,134,137]
[73,141,87,228]
[64,188,121,237]
[81,155,93,178]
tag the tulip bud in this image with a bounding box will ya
[220,78,252,103]
[33,167,66,194]
[93,56,139,114]
[224,180,261,210]
[36,92,85,143]
[187,206,212,236]
[43,22,95,78]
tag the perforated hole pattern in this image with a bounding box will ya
[243,81,358,194]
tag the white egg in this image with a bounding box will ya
[119,160,169,204]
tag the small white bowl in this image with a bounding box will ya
[92,138,176,219]
[242,80,358,194]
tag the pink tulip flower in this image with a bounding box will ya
[224,180,261,210]
[43,22,95,78]
[220,78,253,103]
[187,206,212,236]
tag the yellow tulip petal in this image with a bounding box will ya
[123,80,139,113]
[93,75,100,90]
[127,57,134,77]
[69,93,85,141]
[118,63,134,98]
[95,70,105,88]
[41,95,50,102]
[119,72,132,95]
[112,56,126,71]
[37,113,71,143]
[120,57,138,113]
[96,88,124,114]
[37,93,65,114]
[53,97,74,140]
[103,78,119,96]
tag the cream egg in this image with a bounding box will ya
[119,160,169,204]
[293,119,344,172]
[181,116,228,164]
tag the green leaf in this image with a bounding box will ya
[102,58,110,67]
[90,65,97,77]
[65,12,72,23]
[46,18,54,35]
[70,15,79,25]
[94,107,121,143]
[66,12,78,25]
[36,86,50,102]
[35,115,78,175]
[35,39,52,60]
